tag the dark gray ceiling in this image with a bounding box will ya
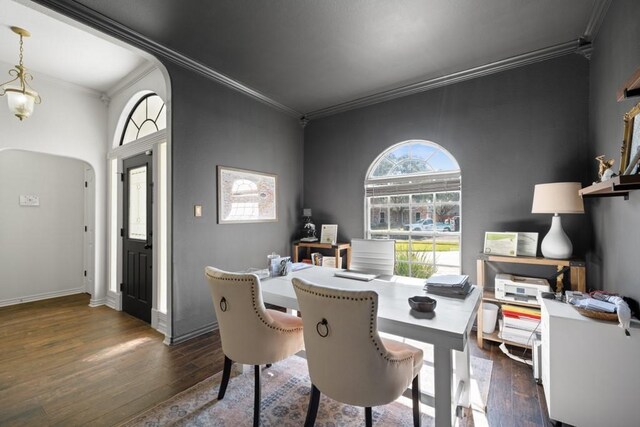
[53,0,603,115]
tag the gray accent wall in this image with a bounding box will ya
[304,54,590,280]
[167,64,304,339]
[588,0,640,302]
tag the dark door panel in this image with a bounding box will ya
[122,153,153,323]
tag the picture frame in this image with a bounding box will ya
[515,232,538,257]
[483,232,518,257]
[620,101,640,175]
[217,165,277,224]
[320,224,338,244]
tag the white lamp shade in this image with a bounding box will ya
[531,182,584,214]
[6,87,37,120]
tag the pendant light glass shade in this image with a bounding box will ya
[5,87,38,120]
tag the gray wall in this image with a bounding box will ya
[33,1,305,342]
[0,150,85,304]
[304,54,590,280]
[588,0,640,302]
[167,64,304,339]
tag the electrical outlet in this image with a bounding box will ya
[194,205,203,217]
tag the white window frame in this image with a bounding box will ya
[364,140,462,277]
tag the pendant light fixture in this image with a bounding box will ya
[0,26,41,121]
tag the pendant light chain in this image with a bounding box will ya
[18,34,24,68]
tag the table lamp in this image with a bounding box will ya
[531,182,584,259]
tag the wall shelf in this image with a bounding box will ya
[579,175,640,200]
[617,66,640,101]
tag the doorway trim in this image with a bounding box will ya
[107,129,170,340]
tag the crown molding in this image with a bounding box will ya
[304,40,581,120]
[29,0,302,118]
[584,0,612,42]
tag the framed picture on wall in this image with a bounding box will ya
[217,165,278,223]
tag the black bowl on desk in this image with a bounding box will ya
[408,296,437,312]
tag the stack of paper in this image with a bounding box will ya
[499,304,541,346]
[574,297,616,313]
[424,274,472,298]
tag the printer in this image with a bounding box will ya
[494,274,550,304]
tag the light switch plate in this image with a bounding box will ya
[194,205,203,217]
[19,195,40,206]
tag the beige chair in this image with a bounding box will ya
[292,277,423,427]
[205,267,304,427]
[350,238,396,276]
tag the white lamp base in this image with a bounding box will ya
[541,214,572,259]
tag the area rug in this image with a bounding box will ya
[122,355,492,426]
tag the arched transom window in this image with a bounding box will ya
[120,93,166,145]
[365,140,461,278]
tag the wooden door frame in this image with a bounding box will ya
[83,166,96,294]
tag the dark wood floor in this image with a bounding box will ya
[0,294,550,426]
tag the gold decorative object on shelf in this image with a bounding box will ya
[595,155,615,181]
[0,26,41,120]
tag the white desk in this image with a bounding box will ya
[262,267,481,427]
[539,296,640,427]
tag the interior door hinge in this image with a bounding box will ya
[120,173,124,182]
[84,181,88,188]
[119,283,124,291]
[84,225,88,232]
[120,228,124,237]
[84,270,87,277]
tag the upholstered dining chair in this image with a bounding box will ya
[350,238,396,276]
[292,277,423,427]
[205,267,304,427]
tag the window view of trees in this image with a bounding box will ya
[365,141,461,278]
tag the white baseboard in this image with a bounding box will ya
[106,290,122,310]
[168,321,218,345]
[0,287,85,307]
[89,297,107,307]
[152,309,168,335]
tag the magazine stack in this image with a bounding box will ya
[424,274,472,299]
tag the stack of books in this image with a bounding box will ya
[499,304,541,346]
[424,274,472,298]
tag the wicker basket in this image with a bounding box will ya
[573,306,618,322]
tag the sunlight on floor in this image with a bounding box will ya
[82,337,153,362]
[467,369,489,427]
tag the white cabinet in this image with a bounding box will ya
[539,297,640,427]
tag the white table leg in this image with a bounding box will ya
[434,345,453,427]
[454,343,471,409]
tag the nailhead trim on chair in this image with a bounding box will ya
[207,272,303,334]
[293,282,413,364]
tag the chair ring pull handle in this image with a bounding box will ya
[220,297,228,312]
[316,318,329,337]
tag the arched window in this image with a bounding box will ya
[120,93,166,145]
[365,140,461,278]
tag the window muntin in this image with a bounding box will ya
[120,94,166,145]
[365,140,461,278]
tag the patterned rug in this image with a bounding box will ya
[122,354,492,426]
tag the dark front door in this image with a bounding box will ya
[122,152,153,323]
